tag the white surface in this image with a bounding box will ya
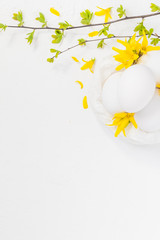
[135,94,160,132]
[0,0,160,239]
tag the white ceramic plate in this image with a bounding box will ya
[88,54,160,145]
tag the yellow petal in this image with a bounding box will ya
[96,6,104,10]
[83,96,88,109]
[81,58,95,73]
[95,9,106,16]
[50,8,60,16]
[81,63,90,71]
[115,125,123,137]
[129,116,138,129]
[88,31,99,37]
[72,56,79,62]
[105,9,112,23]
[115,63,125,71]
[114,112,127,118]
[82,58,87,63]
[141,31,148,54]
[75,81,83,89]
[147,46,160,52]
[117,39,128,47]
[122,129,126,137]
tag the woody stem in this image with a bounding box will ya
[6,12,160,31]
[51,33,160,59]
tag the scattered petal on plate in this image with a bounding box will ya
[75,81,83,89]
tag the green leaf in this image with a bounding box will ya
[59,21,72,30]
[134,21,148,35]
[80,9,93,25]
[150,3,160,12]
[151,37,160,46]
[99,25,110,36]
[55,51,60,58]
[97,39,106,48]
[26,30,35,44]
[12,11,24,26]
[50,49,58,53]
[0,23,7,31]
[98,25,114,38]
[36,12,47,27]
[134,21,154,38]
[47,58,54,63]
[117,5,126,18]
[148,28,154,38]
[50,49,61,58]
[107,34,114,38]
[78,38,86,46]
[52,30,63,44]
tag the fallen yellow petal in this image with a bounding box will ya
[50,8,60,16]
[83,96,88,109]
[88,31,99,37]
[72,56,79,62]
[75,81,83,89]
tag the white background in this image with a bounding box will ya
[0,0,160,239]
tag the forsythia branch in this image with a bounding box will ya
[4,11,160,31]
[50,33,160,60]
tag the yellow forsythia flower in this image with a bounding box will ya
[88,31,99,37]
[141,32,160,54]
[72,56,79,62]
[50,8,60,16]
[112,32,160,71]
[81,58,95,73]
[95,7,112,23]
[75,81,83,89]
[106,112,138,137]
[83,96,88,109]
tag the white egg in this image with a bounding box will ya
[135,94,160,132]
[118,65,156,113]
[139,51,160,82]
[102,72,123,114]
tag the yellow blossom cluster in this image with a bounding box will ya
[113,33,160,71]
[106,112,138,137]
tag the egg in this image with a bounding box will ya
[102,72,123,114]
[139,51,160,82]
[135,94,160,132]
[118,65,156,113]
